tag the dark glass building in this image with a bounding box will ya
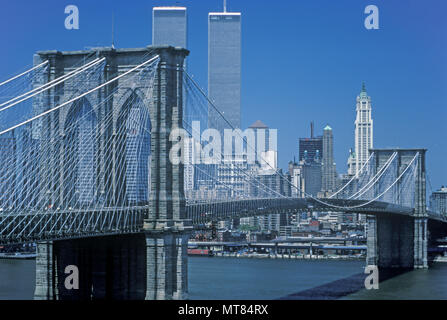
[299,137,323,164]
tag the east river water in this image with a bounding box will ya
[1,257,446,299]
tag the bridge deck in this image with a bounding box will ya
[0,199,445,245]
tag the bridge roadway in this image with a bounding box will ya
[0,206,145,245]
[0,198,445,245]
[187,197,446,225]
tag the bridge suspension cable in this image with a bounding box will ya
[309,152,419,210]
[184,70,378,212]
[0,60,49,88]
[0,57,105,112]
[183,71,288,201]
[328,152,374,199]
[1,84,155,240]
[348,152,397,200]
[0,51,159,242]
[182,71,422,213]
[0,55,160,136]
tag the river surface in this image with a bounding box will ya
[0,257,446,299]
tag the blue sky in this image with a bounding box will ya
[0,0,446,190]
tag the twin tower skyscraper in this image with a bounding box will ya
[152,4,241,133]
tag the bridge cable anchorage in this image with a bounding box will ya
[348,152,398,200]
[0,58,106,112]
[0,55,160,136]
[0,60,49,88]
[329,152,374,199]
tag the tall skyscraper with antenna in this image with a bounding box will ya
[208,1,241,134]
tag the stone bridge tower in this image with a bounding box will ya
[32,46,192,300]
[366,149,427,269]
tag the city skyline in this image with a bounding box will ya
[0,0,445,189]
[0,1,446,302]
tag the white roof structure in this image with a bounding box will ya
[153,7,186,11]
[209,12,241,16]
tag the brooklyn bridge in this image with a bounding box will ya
[0,46,445,299]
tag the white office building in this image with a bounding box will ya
[353,83,373,176]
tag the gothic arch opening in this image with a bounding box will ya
[116,91,152,206]
[63,97,97,208]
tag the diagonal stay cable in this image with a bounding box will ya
[0,60,49,87]
[0,58,105,112]
[329,152,374,198]
[0,55,160,137]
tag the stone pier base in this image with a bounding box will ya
[34,231,190,300]
[34,234,147,300]
[366,215,377,266]
[366,213,428,269]
[144,231,189,300]
[35,241,57,300]
[414,217,428,269]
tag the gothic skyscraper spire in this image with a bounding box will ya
[351,82,373,176]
